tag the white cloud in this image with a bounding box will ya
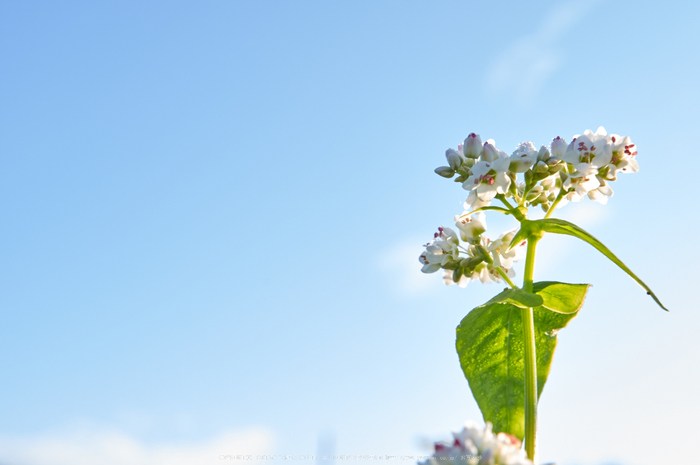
[485,1,593,105]
[377,238,441,295]
[0,427,273,465]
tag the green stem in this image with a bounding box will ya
[519,183,533,208]
[497,195,516,211]
[496,267,519,289]
[496,194,528,222]
[544,190,565,219]
[465,206,512,216]
[521,234,541,460]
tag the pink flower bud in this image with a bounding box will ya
[463,133,483,159]
[551,136,567,157]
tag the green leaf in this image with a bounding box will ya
[533,281,590,314]
[533,218,667,311]
[456,281,587,440]
[482,288,543,309]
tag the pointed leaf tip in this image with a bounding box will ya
[533,218,668,311]
[533,281,590,314]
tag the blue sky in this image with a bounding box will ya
[1,1,699,464]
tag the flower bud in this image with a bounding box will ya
[475,245,493,264]
[547,160,566,175]
[537,145,550,162]
[434,166,455,178]
[442,259,459,270]
[551,136,567,157]
[481,140,499,162]
[526,185,544,201]
[534,160,549,175]
[463,133,483,159]
[445,148,463,169]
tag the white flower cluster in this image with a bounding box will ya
[418,422,533,465]
[423,127,638,287]
[434,127,638,209]
[559,127,638,205]
[418,222,526,288]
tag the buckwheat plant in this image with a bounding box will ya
[419,127,666,461]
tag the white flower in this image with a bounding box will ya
[586,175,614,204]
[464,190,493,210]
[470,261,501,284]
[419,227,460,273]
[454,212,487,243]
[605,133,639,179]
[562,172,600,202]
[418,421,533,465]
[509,142,539,173]
[462,158,511,204]
[555,127,639,203]
[562,127,613,178]
[419,244,446,273]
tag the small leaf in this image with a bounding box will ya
[534,218,668,311]
[533,281,590,314]
[506,220,543,251]
[481,288,544,309]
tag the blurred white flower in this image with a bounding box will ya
[488,230,526,269]
[464,190,493,210]
[586,176,614,204]
[455,212,487,243]
[418,422,533,465]
[562,172,600,202]
[442,268,471,288]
